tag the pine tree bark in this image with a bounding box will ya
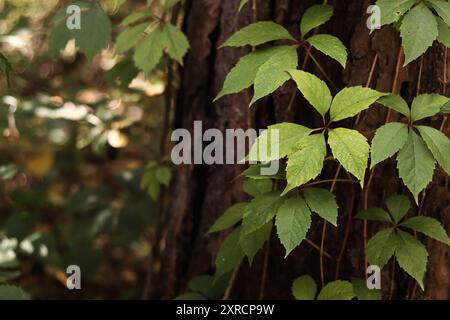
[150,0,450,300]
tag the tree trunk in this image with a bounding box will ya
[150,0,450,300]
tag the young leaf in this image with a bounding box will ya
[215,227,245,280]
[247,122,311,162]
[356,208,393,223]
[375,0,416,26]
[395,230,428,290]
[330,87,386,122]
[243,179,273,197]
[370,122,409,168]
[220,21,294,47]
[116,23,148,54]
[284,133,327,194]
[275,196,311,256]
[241,191,284,235]
[426,0,450,27]
[400,3,438,65]
[215,46,287,101]
[208,203,247,234]
[437,17,450,46]
[416,125,450,175]
[250,46,298,105]
[351,278,382,300]
[410,94,449,122]
[401,216,450,246]
[377,94,410,118]
[239,222,272,265]
[443,101,450,113]
[133,26,165,74]
[386,194,411,224]
[303,188,339,227]
[292,275,317,300]
[161,23,190,65]
[396,131,436,203]
[288,70,332,118]
[317,281,356,300]
[328,128,370,187]
[367,228,398,268]
[300,4,333,38]
[306,34,347,68]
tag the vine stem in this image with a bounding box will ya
[320,165,341,286]
[259,226,271,300]
[223,265,240,300]
[305,238,336,260]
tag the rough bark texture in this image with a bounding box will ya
[151,0,450,300]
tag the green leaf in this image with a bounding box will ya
[356,208,393,223]
[241,163,286,180]
[215,46,288,101]
[395,229,428,290]
[292,275,317,300]
[239,222,272,264]
[300,4,333,38]
[317,280,356,300]
[49,4,112,61]
[116,23,148,54]
[370,122,409,168]
[275,196,312,256]
[400,3,438,65]
[330,87,386,122]
[306,34,347,68]
[303,188,339,227]
[443,101,450,113]
[133,26,165,74]
[375,0,416,26]
[417,125,450,175]
[220,21,294,47]
[0,285,30,300]
[250,46,298,105]
[401,216,450,245]
[188,273,230,300]
[215,227,245,279]
[161,23,190,64]
[436,17,450,46]
[208,203,247,234]
[121,11,154,25]
[247,122,311,162]
[328,128,370,187]
[410,94,449,122]
[155,166,171,186]
[243,179,273,197]
[367,228,398,268]
[239,0,249,11]
[396,131,436,203]
[288,70,332,117]
[284,133,327,194]
[241,191,285,236]
[377,94,410,118]
[386,194,411,224]
[426,0,450,27]
[351,278,382,300]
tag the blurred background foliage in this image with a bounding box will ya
[0,0,174,298]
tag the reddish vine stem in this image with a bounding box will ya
[320,165,341,286]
